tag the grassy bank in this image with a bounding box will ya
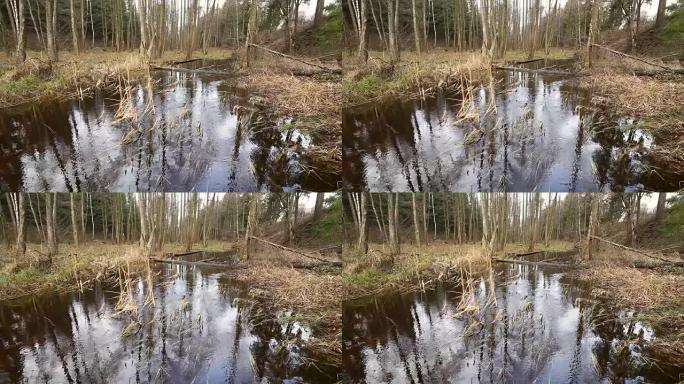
[342,48,575,106]
[579,60,684,171]
[0,49,230,109]
[0,240,232,301]
[574,249,684,366]
[343,240,576,298]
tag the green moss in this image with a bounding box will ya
[0,75,43,95]
[0,267,46,286]
[343,268,394,291]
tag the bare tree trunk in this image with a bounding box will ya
[387,0,400,61]
[70,194,79,247]
[241,194,259,260]
[357,192,368,254]
[313,0,325,25]
[45,193,58,258]
[70,0,79,54]
[527,0,540,59]
[8,0,26,64]
[138,194,149,252]
[655,193,667,221]
[585,194,599,260]
[412,0,421,56]
[242,0,258,67]
[655,0,667,28]
[313,193,325,220]
[387,193,400,255]
[9,193,26,258]
[412,193,421,247]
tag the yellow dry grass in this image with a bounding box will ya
[0,240,234,301]
[582,266,684,311]
[242,69,341,118]
[581,72,684,119]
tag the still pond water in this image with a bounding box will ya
[343,254,682,383]
[0,253,338,383]
[0,60,336,192]
[343,60,681,192]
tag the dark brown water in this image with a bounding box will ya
[0,60,337,192]
[342,254,682,383]
[343,60,681,192]
[0,252,338,383]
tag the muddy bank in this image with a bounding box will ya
[343,252,684,383]
[0,251,342,383]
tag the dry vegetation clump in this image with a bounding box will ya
[0,243,146,301]
[582,265,684,311]
[577,261,684,366]
[235,261,342,366]
[581,71,684,119]
[0,48,232,109]
[343,242,491,298]
[342,48,575,105]
[240,59,341,118]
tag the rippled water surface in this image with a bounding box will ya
[0,60,337,192]
[343,253,682,383]
[0,252,337,383]
[343,60,681,192]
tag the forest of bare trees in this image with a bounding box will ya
[0,192,332,262]
[1,0,331,64]
[346,192,677,259]
[346,0,673,61]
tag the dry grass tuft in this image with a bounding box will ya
[581,72,684,119]
[581,266,684,311]
[242,69,341,118]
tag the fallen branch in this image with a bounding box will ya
[150,65,237,76]
[590,44,684,73]
[169,58,202,65]
[507,250,544,258]
[151,257,245,269]
[493,65,583,76]
[167,250,202,258]
[493,258,586,269]
[510,58,544,65]
[248,44,342,74]
[249,236,342,266]
[590,236,674,263]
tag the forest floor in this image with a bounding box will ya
[343,240,576,298]
[571,246,684,366]
[342,48,575,106]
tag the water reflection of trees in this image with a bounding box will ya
[344,265,670,383]
[0,72,319,191]
[0,266,328,383]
